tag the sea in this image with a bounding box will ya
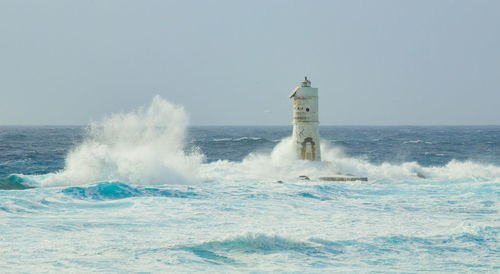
[1,97,499,272]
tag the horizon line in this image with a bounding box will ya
[1,124,500,127]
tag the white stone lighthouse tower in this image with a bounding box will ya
[289,77,321,161]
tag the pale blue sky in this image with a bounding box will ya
[1,0,499,125]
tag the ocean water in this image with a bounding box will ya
[0,97,499,272]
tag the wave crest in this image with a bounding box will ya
[62,182,199,200]
[24,96,204,187]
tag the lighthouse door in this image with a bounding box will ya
[300,137,316,161]
[305,143,312,160]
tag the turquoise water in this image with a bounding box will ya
[1,97,499,272]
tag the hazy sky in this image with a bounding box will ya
[1,0,499,125]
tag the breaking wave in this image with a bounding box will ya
[176,227,499,266]
[61,182,199,200]
[180,233,317,254]
[200,137,500,182]
[20,96,204,187]
[176,233,335,265]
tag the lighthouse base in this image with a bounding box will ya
[298,175,368,182]
[318,176,368,182]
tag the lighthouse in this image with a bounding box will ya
[289,77,321,161]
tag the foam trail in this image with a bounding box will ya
[23,96,204,187]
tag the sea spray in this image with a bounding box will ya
[199,137,500,182]
[23,96,204,187]
[321,139,500,181]
[199,137,419,182]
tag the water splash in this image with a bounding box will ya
[200,137,500,182]
[23,96,204,187]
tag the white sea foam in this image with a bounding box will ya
[25,96,204,187]
[200,137,500,182]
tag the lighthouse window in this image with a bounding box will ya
[306,108,310,112]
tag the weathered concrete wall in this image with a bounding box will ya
[290,79,321,161]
